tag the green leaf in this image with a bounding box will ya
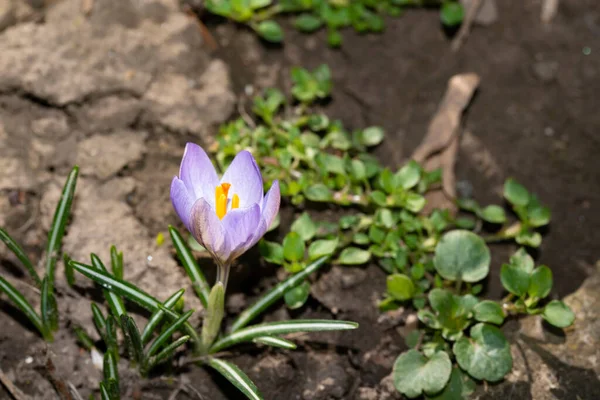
[542,300,575,328]
[500,263,530,297]
[528,205,551,227]
[360,126,385,147]
[404,193,426,213]
[103,352,119,388]
[110,245,124,280]
[121,315,144,365]
[392,349,452,398]
[516,231,542,248]
[211,319,358,353]
[395,161,421,190]
[509,248,535,272]
[0,228,41,287]
[291,213,317,241]
[418,310,441,329]
[141,289,185,344]
[503,178,530,207]
[283,232,305,262]
[99,382,111,400]
[284,281,310,310]
[473,301,505,325]
[70,261,200,345]
[64,253,74,287]
[425,367,475,400]
[40,276,58,332]
[295,13,323,32]
[259,240,284,265]
[206,358,263,400]
[147,309,194,358]
[230,256,329,332]
[169,226,210,308]
[147,335,190,370]
[327,29,343,47]
[308,238,339,261]
[336,247,371,265]
[440,1,464,27]
[370,190,387,206]
[256,20,283,42]
[434,230,491,282]
[453,323,512,382]
[387,274,415,301]
[304,183,333,202]
[0,276,48,340]
[250,0,271,9]
[45,166,79,285]
[528,266,552,299]
[478,205,506,224]
[252,336,297,349]
[202,283,226,351]
[91,254,126,321]
[91,303,107,341]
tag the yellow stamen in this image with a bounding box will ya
[232,194,240,210]
[215,183,234,220]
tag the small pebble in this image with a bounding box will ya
[25,356,33,364]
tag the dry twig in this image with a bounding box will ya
[0,367,29,400]
[451,0,483,51]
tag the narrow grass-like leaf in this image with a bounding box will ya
[231,256,329,333]
[147,335,190,370]
[99,382,111,400]
[146,309,194,358]
[110,246,123,280]
[121,315,144,365]
[252,336,297,350]
[45,166,79,283]
[91,254,126,321]
[0,276,48,339]
[212,319,358,353]
[141,289,185,345]
[0,228,41,287]
[40,276,58,332]
[105,316,119,357]
[73,326,95,350]
[64,253,74,286]
[169,226,210,307]
[70,261,200,346]
[206,358,263,400]
[91,303,107,340]
[103,352,119,387]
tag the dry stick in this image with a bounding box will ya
[0,367,29,400]
[451,0,483,52]
[411,73,480,214]
[44,356,73,400]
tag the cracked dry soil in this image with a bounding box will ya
[1,0,599,399]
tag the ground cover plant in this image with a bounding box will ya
[203,0,465,45]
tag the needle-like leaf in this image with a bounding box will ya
[146,309,194,358]
[0,228,41,287]
[147,335,190,370]
[0,276,49,340]
[205,358,263,400]
[91,254,126,321]
[252,336,297,350]
[140,289,185,345]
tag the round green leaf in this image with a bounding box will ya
[395,160,421,190]
[387,274,415,301]
[404,193,426,213]
[361,126,385,147]
[440,2,464,27]
[258,240,284,265]
[291,212,317,241]
[284,281,310,310]
[434,230,491,282]
[500,264,530,297]
[478,205,506,224]
[295,13,323,32]
[282,232,305,262]
[308,238,339,261]
[327,29,342,47]
[528,205,551,227]
[509,248,534,273]
[304,183,332,202]
[473,300,505,325]
[542,300,575,328]
[528,266,553,299]
[516,231,542,248]
[503,178,530,207]
[426,368,475,400]
[256,20,284,43]
[453,323,512,382]
[336,247,371,265]
[393,350,452,398]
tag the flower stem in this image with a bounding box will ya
[216,262,230,293]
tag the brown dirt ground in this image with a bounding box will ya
[1,0,599,399]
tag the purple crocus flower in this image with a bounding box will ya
[170,143,280,278]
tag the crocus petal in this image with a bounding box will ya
[179,143,220,203]
[190,198,226,260]
[246,217,267,252]
[221,150,263,208]
[261,180,280,231]
[170,177,194,231]
[221,204,261,261]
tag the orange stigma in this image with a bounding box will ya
[215,183,239,219]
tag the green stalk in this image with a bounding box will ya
[0,276,49,340]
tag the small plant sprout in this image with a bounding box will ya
[0,166,79,341]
